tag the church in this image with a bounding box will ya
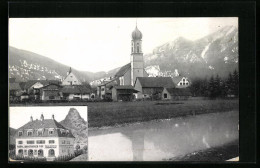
[97,24,190,101]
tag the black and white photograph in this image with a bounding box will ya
[9,18,239,161]
[9,106,88,162]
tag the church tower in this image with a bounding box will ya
[131,24,144,86]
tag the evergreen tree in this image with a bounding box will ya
[208,75,215,98]
[233,69,239,97]
[214,74,221,97]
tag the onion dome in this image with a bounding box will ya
[132,26,142,40]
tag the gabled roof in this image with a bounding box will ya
[23,80,60,89]
[165,88,192,96]
[16,119,74,138]
[115,63,131,77]
[9,83,21,91]
[60,85,91,94]
[136,77,175,88]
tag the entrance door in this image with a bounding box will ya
[48,149,55,157]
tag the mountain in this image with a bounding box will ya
[144,26,238,79]
[8,47,115,83]
[60,108,88,144]
[9,26,238,83]
[9,127,17,145]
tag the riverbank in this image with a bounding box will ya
[168,140,239,161]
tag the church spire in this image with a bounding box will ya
[69,67,72,74]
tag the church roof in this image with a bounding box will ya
[16,118,75,138]
[114,63,131,78]
[132,26,143,40]
[136,77,175,88]
[165,88,192,96]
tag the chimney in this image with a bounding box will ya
[52,114,55,120]
[40,114,44,121]
[30,116,33,122]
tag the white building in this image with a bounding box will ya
[61,67,82,86]
[15,114,75,160]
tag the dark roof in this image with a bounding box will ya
[166,88,192,96]
[16,119,74,138]
[60,85,91,94]
[19,82,27,90]
[41,83,62,89]
[9,78,16,83]
[115,63,131,77]
[136,77,175,88]
[9,83,21,90]
[114,85,139,93]
[24,80,60,89]
[171,76,184,84]
[114,85,135,90]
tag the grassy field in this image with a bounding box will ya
[11,99,238,128]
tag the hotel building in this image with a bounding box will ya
[15,114,75,159]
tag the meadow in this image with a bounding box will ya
[11,98,239,128]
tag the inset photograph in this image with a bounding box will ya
[9,106,88,162]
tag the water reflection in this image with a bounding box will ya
[88,111,238,161]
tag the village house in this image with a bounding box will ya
[9,82,22,102]
[134,77,175,99]
[61,67,81,86]
[111,85,139,101]
[23,80,60,100]
[172,76,190,88]
[60,85,91,101]
[162,88,192,100]
[15,114,75,160]
[39,83,62,101]
[96,80,117,100]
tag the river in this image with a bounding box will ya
[88,111,238,161]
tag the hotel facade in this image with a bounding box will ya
[15,114,75,159]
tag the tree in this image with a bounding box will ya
[233,69,239,97]
[208,76,215,98]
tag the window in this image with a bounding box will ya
[49,140,55,144]
[101,88,105,91]
[186,83,188,85]
[27,131,33,136]
[183,79,185,82]
[18,131,23,136]
[37,129,43,136]
[67,141,70,144]
[36,140,45,144]
[38,149,44,157]
[180,83,182,85]
[18,141,23,144]
[164,93,167,99]
[137,43,139,53]
[28,149,33,156]
[48,149,55,157]
[27,140,34,144]
[49,129,54,135]
[62,140,66,144]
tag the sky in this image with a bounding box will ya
[9,106,88,129]
[9,18,238,72]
